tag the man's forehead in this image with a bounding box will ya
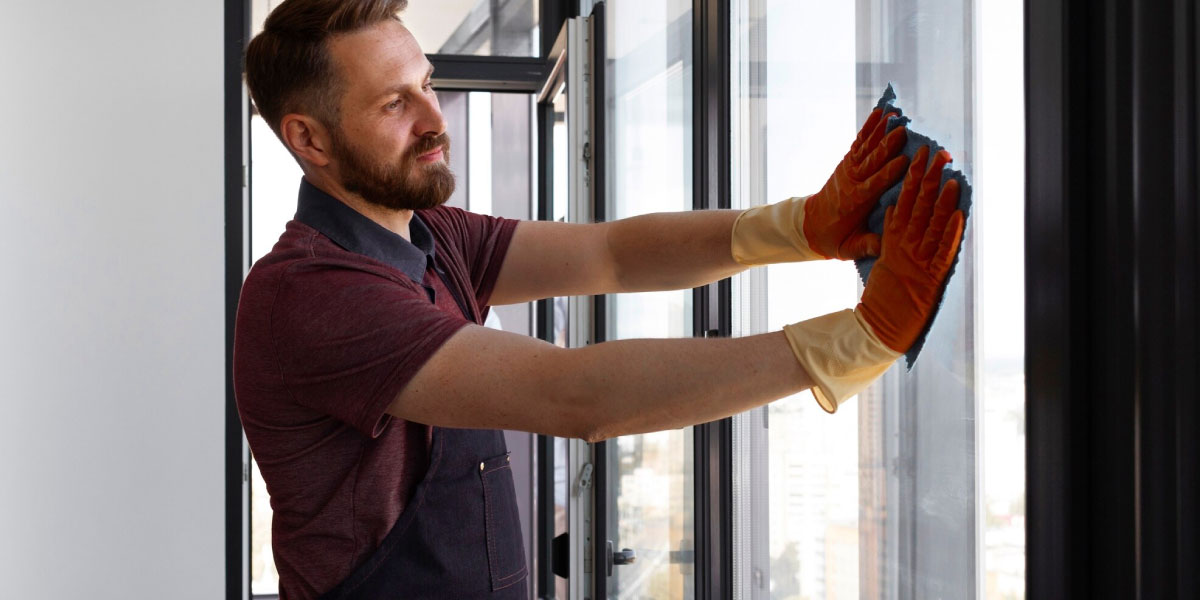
[329,20,429,90]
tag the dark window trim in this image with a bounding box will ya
[589,5,610,600]
[692,0,733,599]
[225,0,250,598]
[590,0,608,347]
[428,55,551,93]
[534,99,558,600]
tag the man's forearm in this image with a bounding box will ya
[560,331,813,441]
[604,210,746,292]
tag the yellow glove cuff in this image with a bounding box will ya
[781,309,901,414]
[730,196,825,265]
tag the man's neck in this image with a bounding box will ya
[304,173,414,241]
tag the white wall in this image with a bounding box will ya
[0,2,226,598]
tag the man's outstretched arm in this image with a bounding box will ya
[489,108,909,306]
[390,325,811,442]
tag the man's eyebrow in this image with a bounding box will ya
[377,65,437,100]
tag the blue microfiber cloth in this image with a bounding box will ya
[855,84,973,369]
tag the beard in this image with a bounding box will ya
[328,128,456,211]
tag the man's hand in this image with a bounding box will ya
[805,108,912,259]
[730,108,910,265]
[857,145,964,352]
[779,144,965,413]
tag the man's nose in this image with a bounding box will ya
[414,93,447,138]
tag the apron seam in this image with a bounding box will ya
[492,566,529,590]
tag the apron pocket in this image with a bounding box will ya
[479,452,528,591]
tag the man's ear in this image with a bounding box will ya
[280,114,333,168]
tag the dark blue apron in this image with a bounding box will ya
[319,427,529,599]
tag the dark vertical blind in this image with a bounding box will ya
[1026,0,1200,597]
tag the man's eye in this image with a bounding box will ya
[386,99,402,110]
[423,82,434,92]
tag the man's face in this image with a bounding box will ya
[325,20,454,211]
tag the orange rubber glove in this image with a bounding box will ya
[781,145,965,412]
[857,145,965,352]
[731,108,910,265]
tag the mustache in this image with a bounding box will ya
[408,133,451,161]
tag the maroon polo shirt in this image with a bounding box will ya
[233,179,518,600]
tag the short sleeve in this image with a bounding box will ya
[269,261,471,437]
[423,207,518,308]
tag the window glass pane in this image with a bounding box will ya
[550,90,571,350]
[439,90,535,334]
[405,0,540,57]
[606,0,694,341]
[976,1,1026,596]
[752,4,862,597]
[730,0,1026,598]
[603,1,695,598]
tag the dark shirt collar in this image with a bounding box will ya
[294,178,435,282]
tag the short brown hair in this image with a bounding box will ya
[245,0,409,136]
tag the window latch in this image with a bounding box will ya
[574,462,593,496]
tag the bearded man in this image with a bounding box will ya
[234,1,965,598]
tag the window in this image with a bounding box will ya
[730,0,1026,598]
